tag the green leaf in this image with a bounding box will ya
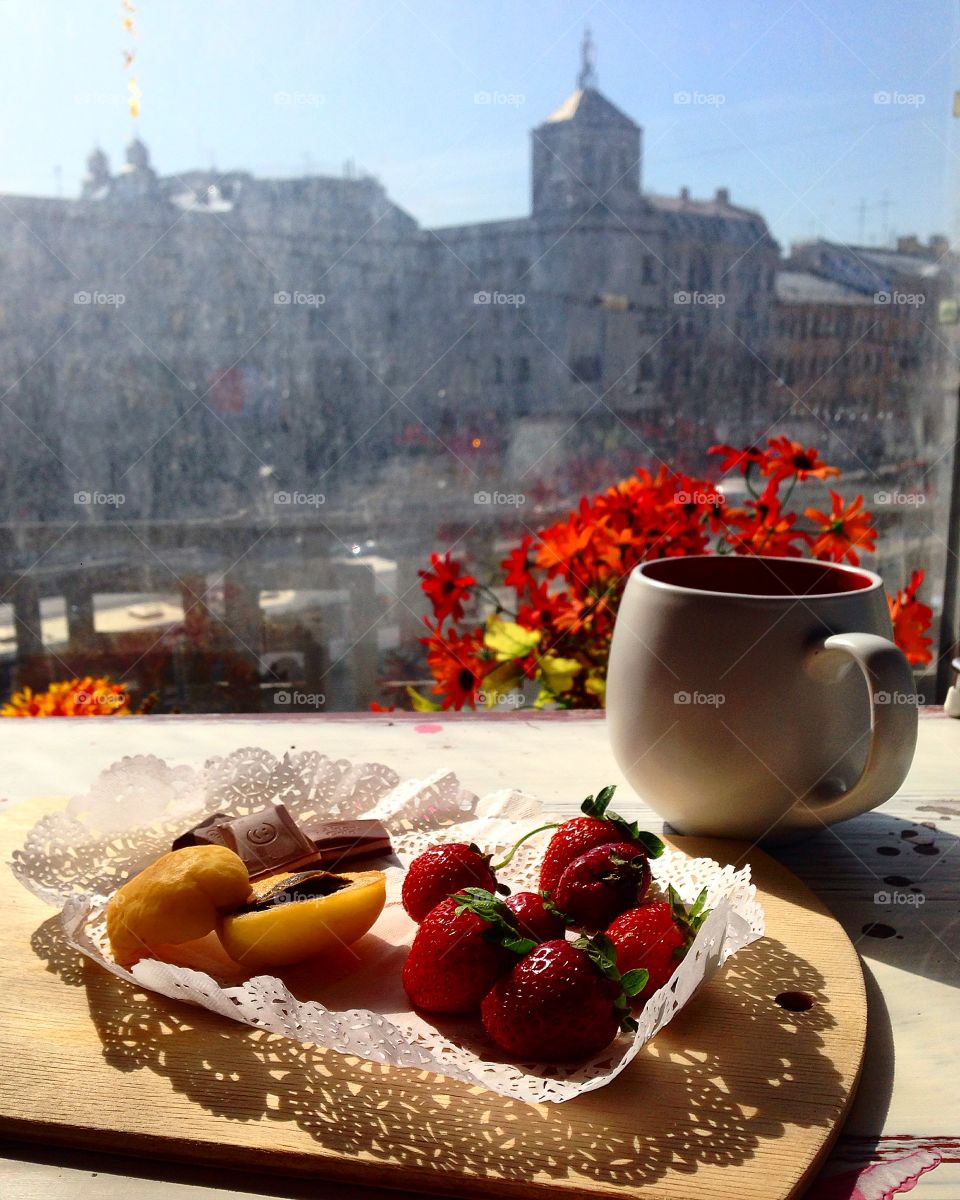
[620,968,649,996]
[452,887,538,956]
[579,785,665,859]
[574,933,621,982]
[581,785,617,818]
[406,686,441,713]
[484,617,541,661]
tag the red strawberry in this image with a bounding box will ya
[505,891,566,942]
[402,842,498,922]
[480,935,647,1062]
[539,785,664,893]
[402,891,534,1014]
[607,886,710,1000]
[555,840,652,930]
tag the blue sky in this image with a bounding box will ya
[1,0,957,251]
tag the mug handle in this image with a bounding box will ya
[805,631,918,821]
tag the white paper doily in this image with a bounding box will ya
[10,748,764,1104]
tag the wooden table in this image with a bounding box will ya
[1,711,957,1198]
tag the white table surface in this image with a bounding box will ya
[1,711,958,1199]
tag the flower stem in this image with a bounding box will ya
[491,822,560,871]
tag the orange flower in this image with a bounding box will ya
[535,516,597,578]
[1,676,131,717]
[423,625,489,710]
[888,569,933,666]
[763,436,841,484]
[805,491,877,565]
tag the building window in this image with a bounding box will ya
[569,354,602,383]
[514,355,531,384]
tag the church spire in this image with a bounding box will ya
[577,27,597,90]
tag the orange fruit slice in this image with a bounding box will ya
[219,868,386,970]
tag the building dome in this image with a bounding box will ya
[125,137,151,171]
[86,146,110,176]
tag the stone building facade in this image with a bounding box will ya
[0,54,792,523]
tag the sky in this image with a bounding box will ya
[0,0,957,252]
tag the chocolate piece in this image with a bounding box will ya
[201,804,317,875]
[171,812,229,851]
[172,810,393,878]
[304,819,393,867]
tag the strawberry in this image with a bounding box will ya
[401,890,534,1014]
[607,886,710,1000]
[402,842,498,922]
[505,891,567,942]
[480,934,648,1062]
[554,840,652,930]
[538,785,664,893]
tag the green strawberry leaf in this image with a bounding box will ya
[573,933,622,982]
[580,784,617,819]
[620,968,649,996]
[578,784,665,859]
[502,935,537,954]
[667,884,712,954]
[452,887,537,956]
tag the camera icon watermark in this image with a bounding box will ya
[873,490,925,507]
[873,90,925,107]
[474,90,525,107]
[473,290,525,306]
[875,690,920,707]
[74,290,125,307]
[273,91,324,107]
[74,689,126,707]
[873,889,924,906]
[673,290,725,307]
[274,290,325,307]
[675,488,723,506]
[674,690,725,707]
[873,291,925,307]
[74,491,125,507]
[476,690,526,709]
[673,90,726,106]
[273,491,325,508]
[474,490,526,507]
[274,690,326,707]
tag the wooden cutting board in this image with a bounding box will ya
[0,798,866,1200]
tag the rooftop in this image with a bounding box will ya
[775,269,874,305]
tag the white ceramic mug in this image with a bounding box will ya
[606,555,918,840]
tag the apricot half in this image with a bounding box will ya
[219,868,386,970]
[106,845,251,967]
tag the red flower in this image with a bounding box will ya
[888,570,933,666]
[763,436,841,484]
[722,480,808,557]
[708,443,770,476]
[501,535,535,597]
[805,491,877,565]
[419,552,476,625]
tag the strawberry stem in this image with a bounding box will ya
[491,822,560,871]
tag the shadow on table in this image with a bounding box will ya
[770,810,960,990]
[30,915,849,1197]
